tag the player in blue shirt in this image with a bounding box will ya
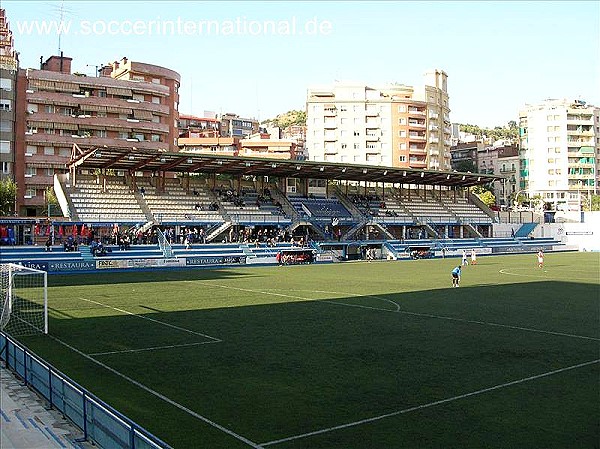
[451,266,461,288]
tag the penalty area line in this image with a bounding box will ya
[261,359,600,447]
[88,340,220,356]
[79,297,221,342]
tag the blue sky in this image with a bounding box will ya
[3,1,599,127]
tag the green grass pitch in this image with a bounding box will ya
[15,252,600,449]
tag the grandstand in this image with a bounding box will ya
[0,150,582,272]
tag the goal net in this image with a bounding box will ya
[0,263,48,336]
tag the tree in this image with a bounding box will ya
[45,186,60,216]
[454,161,476,173]
[476,190,496,208]
[592,195,600,211]
[0,178,17,216]
[262,109,306,129]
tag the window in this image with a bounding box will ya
[0,141,10,154]
[399,155,406,162]
[399,143,406,150]
[44,105,55,113]
[0,100,12,111]
[1,161,11,174]
[97,129,107,138]
[133,93,145,102]
[25,166,37,177]
[398,118,406,125]
[152,78,161,84]
[341,143,347,149]
[398,130,406,137]
[151,96,160,104]
[340,118,347,125]
[0,78,12,90]
[97,111,106,117]
[398,105,406,112]
[44,146,54,155]
[151,134,160,142]
[98,90,107,98]
[354,143,360,150]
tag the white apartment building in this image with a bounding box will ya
[519,98,599,211]
[306,70,451,170]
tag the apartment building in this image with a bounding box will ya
[494,146,520,206]
[218,113,260,138]
[305,69,451,170]
[519,98,599,211]
[178,114,220,138]
[0,9,17,186]
[13,55,180,215]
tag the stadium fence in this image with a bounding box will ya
[0,332,171,449]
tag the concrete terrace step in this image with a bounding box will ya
[1,366,93,449]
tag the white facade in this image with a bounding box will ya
[519,99,598,211]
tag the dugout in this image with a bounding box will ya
[276,248,315,265]
[406,245,434,259]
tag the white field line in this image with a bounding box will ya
[79,297,221,342]
[261,359,600,447]
[498,268,595,281]
[195,284,600,342]
[88,340,220,356]
[49,335,265,449]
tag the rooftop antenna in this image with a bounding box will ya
[57,0,65,53]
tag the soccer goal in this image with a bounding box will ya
[0,263,48,336]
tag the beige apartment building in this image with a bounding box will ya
[519,98,599,211]
[305,69,451,170]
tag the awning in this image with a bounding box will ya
[53,122,78,130]
[54,81,80,93]
[133,109,153,120]
[28,120,54,128]
[106,87,133,97]
[80,104,107,112]
[28,79,54,90]
[106,106,133,114]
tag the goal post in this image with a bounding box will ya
[0,263,48,336]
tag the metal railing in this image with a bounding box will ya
[0,333,172,449]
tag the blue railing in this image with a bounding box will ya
[0,333,172,449]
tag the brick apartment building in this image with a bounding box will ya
[13,54,180,216]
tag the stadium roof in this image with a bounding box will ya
[68,146,504,188]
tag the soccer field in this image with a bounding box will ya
[15,252,600,449]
